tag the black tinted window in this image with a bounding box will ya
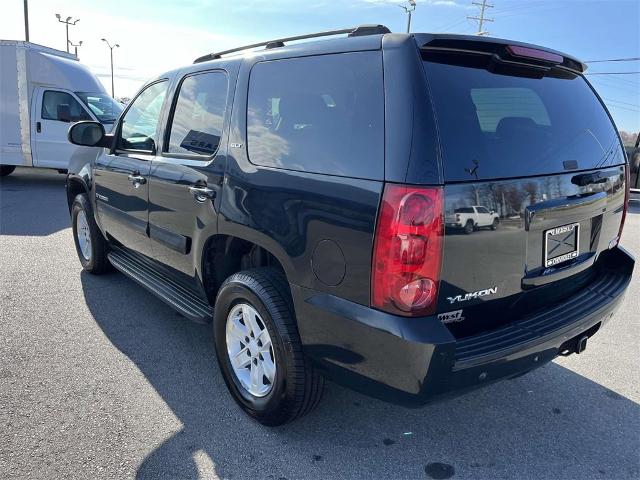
[118,81,167,152]
[247,51,384,178]
[423,59,625,181]
[167,72,228,156]
[455,207,474,213]
[42,91,91,122]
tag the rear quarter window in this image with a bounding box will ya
[247,51,384,179]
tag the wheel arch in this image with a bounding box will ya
[66,174,91,212]
[201,234,291,304]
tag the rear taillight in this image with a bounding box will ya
[371,184,444,317]
[615,165,630,247]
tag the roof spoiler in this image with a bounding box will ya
[419,37,587,74]
[193,25,391,64]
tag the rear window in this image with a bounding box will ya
[423,57,625,182]
[247,51,384,179]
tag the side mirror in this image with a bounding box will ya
[68,121,113,148]
[57,104,72,123]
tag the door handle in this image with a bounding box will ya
[36,122,41,133]
[127,174,147,188]
[188,185,216,202]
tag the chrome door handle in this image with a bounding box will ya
[188,185,216,202]
[127,174,147,188]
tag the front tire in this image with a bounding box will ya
[0,165,16,177]
[71,193,111,274]
[213,268,324,426]
[491,218,499,230]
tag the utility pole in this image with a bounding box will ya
[23,0,29,42]
[68,40,82,58]
[397,0,417,33]
[467,0,494,36]
[55,14,80,52]
[101,39,119,98]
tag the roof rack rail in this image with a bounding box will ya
[193,24,391,64]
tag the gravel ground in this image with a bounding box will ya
[1,167,639,480]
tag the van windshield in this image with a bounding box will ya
[422,55,625,182]
[75,92,123,124]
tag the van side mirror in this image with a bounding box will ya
[68,121,113,148]
[57,104,72,123]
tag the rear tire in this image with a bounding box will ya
[0,165,16,177]
[71,193,111,274]
[464,220,474,234]
[213,268,324,426]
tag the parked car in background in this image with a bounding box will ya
[65,27,634,426]
[446,205,500,233]
[0,40,122,177]
[624,132,639,200]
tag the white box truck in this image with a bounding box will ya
[0,40,123,176]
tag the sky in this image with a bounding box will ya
[2,0,639,133]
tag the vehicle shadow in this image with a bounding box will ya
[0,167,69,236]
[628,201,640,214]
[81,271,640,480]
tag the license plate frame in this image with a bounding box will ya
[544,222,580,268]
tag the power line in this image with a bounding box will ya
[585,57,640,63]
[586,72,640,75]
[467,0,494,36]
[605,104,640,113]
[491,3,566,20]
[602,97,640,109]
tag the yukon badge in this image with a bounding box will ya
[447,287,498,304]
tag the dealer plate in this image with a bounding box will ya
[544,222,580,268]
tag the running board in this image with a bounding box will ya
[107,247,213,323]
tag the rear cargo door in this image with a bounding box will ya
[421,47,627,338]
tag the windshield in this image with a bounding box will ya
[75,92,123,124]
[422,54,625,182]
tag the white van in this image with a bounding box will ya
[0,40,123,176]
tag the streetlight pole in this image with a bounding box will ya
[55,14,80,53]
[397,0,417,33]
[23,0,29,42]
[101,39,120,98]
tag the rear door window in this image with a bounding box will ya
[166,71,228,157]
[423,57,625,182]
[247,51,384,179]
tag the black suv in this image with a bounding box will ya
[66,26,635,426]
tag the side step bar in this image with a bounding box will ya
[107,247,213,323]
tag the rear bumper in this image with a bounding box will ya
[293,246,634,406]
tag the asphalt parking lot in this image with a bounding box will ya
[1,167,639,480]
